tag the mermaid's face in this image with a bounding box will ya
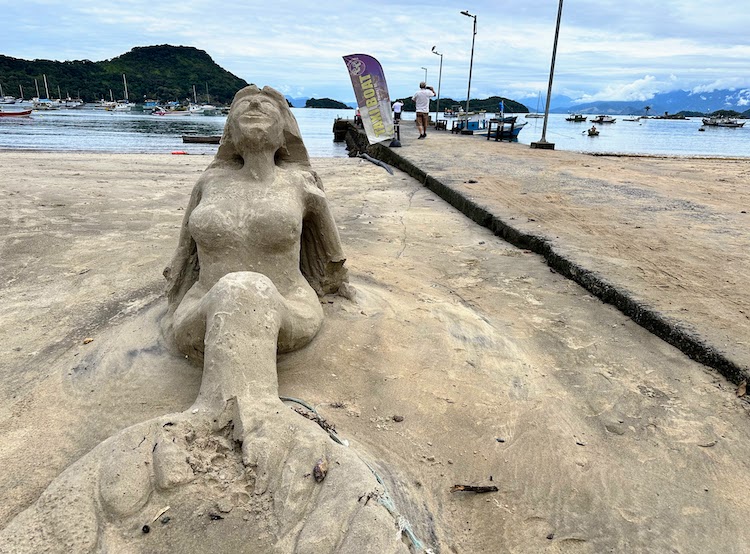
[230,93,285,149]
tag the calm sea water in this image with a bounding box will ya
[0,107,748,159]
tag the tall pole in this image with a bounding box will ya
[531,0,564,150]
[461,10,477,114]
[421,67,427,82]
[432,47,443,124]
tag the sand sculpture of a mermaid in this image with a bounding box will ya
[0,86,411,553]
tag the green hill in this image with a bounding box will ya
[395,95,528,113]
[0,45,248,104]
[305,97,351,109]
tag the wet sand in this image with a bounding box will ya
[1,149,750,553]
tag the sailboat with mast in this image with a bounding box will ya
[0,83,17,104]
[33,75,59,110]
[113,74,135,111]
[188,83,218,115]
[525,91,544,118]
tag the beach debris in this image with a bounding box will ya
[450,484,499,493]
[291,406,337,434]
[82,338,94,345]
[151,506,171,523]
[736,380,747,397]
[209,513,224,521]
[141,525,150,534]
[358,153,394,175]
[313,457,329,482]
[393,415,405,422]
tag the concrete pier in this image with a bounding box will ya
[345,120,750,385]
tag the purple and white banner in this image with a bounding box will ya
[343,54,394,144]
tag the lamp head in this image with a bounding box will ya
[461,10,471,16]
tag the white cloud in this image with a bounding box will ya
[2,0,750,103]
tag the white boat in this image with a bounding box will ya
[112,101,135,112]
[32,98,59,110]
[189,103,219,116]
[0,83,16,104]
[591,115,616,123]
[623,116,641,122]
[110,74,135,111]
[701,117,745,128]
[525,91,544,118]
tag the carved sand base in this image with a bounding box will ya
[0,403,410,554]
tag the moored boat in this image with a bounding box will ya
[189,104,219,116]
[591,115,616,123]
[485,119,527,141]
[0,109,32,117]
[565,114,587,122]
[701,117,745,128]
[182,135,221,144]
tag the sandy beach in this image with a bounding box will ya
[2,147,750,553]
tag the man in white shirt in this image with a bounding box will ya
[392,99,404,123]
[412,82,435,139]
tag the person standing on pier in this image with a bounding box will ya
[412,82,435,139]
[392,99,404,123]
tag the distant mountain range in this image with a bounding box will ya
[545,88,750,116]
[291,88,750,116]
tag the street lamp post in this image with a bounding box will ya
[431,46,443,124]
[531,0,564,150]
[421,67,427,82]
[460,10,477,114]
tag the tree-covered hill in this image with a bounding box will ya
[394,95,528,113]
[305,98,351,109]
[0,45,249,104]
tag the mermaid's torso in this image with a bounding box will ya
[187,170,307,292]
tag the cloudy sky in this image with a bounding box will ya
[3,0,749,105]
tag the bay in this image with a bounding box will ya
[0,107,748,159]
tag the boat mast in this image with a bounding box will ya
[19,84,24,100]
[0,83,3,97]
[35,79,40,98]
[43,74,50,99]
[205,82,210,104]
[122,74,128,102]
[193,84,197,104]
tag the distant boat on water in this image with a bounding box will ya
[0,83,16,104]
[0,108,32,117]
[565,114,587,122]
[591,115,616,123]
[526,91,544,118]
[182,134,221,144]
[701,117,745,128]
